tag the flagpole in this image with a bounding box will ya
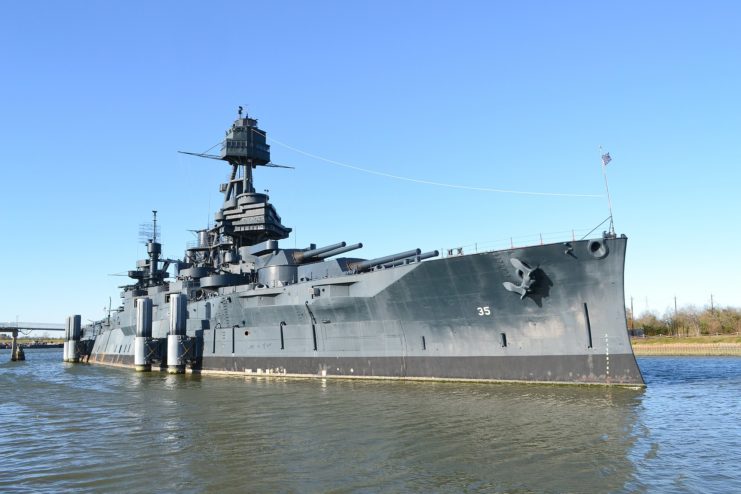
[600,147,615,235]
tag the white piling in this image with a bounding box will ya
[134,298,152,372]
[167,294,188,374]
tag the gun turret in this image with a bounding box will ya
[350,249,421,273]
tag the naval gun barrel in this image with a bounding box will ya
[295,242,346,262]
[314,242,364,259]
[350,249,421,273]
[383,250,440,268]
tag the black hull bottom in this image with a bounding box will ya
[89,353,644,386]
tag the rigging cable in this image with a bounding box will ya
[253,129,602,198]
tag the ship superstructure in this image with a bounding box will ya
[65,110,644,386]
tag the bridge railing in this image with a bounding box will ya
[0,322,65,331]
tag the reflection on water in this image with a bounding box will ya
[627,357,741,494]
[1,350,739,493]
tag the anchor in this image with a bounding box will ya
[502,258,537,299]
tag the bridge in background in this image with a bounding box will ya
[0,322,65,361]
[0,322,65,332]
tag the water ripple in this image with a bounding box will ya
[1,350,739,493]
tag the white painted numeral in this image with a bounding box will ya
[477,306,491,316]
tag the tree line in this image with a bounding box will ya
[628,306,741,337]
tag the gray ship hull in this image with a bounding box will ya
[85,236,643,386]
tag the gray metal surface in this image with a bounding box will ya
[74,110,643,386]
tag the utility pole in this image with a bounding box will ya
[674,296,678,337]
[630,296,635,330]
[711,293,714,313]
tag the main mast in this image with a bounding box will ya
[212,108,291,248]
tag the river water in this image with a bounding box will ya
[0,350,739,493]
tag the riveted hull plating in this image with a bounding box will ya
[85,236,643,386]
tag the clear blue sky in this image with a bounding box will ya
[1,1,739,328]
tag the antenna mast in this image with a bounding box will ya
[152,210,157,243]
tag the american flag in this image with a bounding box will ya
[601,152,612,166]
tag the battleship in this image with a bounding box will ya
[65,109,644,386]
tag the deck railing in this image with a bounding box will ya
[439,227,599,257]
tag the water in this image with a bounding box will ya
[1,350,739,493]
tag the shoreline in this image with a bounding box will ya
[632,336,741,356]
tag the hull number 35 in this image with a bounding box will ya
[476,306,491,316]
